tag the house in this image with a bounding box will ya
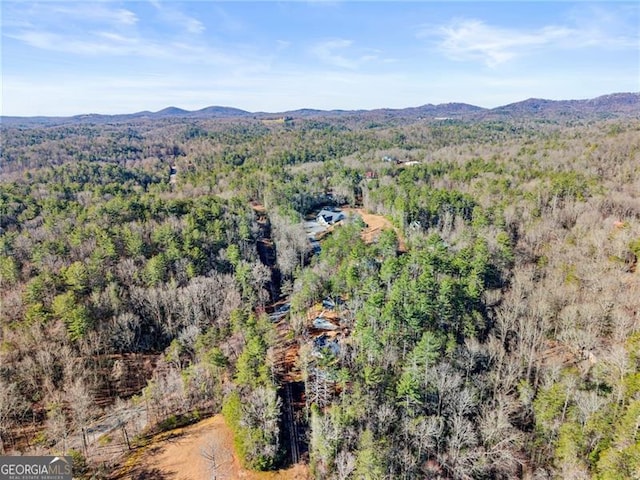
[268,303,290,322]
[312,334,340,357]
[316,208,345,226]
[313,316,338,331]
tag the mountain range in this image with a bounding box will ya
[2,92,638,126]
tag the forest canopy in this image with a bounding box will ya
[1,112,639,479]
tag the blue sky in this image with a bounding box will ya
[2,1,638,116]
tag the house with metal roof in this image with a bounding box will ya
[316,208,345,226]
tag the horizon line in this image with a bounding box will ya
[2,91,637,119]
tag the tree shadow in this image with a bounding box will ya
[130,467,172,480]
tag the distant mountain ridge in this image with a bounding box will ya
[490,93,640,118]
[113,105,252,119]
[2,93,638,126]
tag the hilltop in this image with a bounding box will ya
[2,92,637,127]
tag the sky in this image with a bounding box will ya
[1,1,639,116]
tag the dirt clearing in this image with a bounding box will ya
[343,207,407,252]
[112,415,308,480]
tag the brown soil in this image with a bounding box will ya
[342,207,407,252]
[306,306,343,337]
[112,415,309,480]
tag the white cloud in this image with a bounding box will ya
[4,2,250,65]
[169,11,205,35]
[426,12,639,67]
[428,19,571,67]
[311,39,355,68]
[3,1,204,56]
[311,39,380,69]
[149,1,205,35]
[46,4,138,26]
[184,18,205,35]
[5,28,246,66]
[8,30,153,57]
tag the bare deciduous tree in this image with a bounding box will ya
[334,449,356,480]
[0,379,27,453]
[200,438,232,480]
[64,377,94,457]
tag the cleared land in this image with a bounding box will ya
[112,415,309,480]
[343,207,407,252]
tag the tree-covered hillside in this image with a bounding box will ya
[1,114,639,479]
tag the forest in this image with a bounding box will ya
[1,105,639,479]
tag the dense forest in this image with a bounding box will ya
[1,105,639,479]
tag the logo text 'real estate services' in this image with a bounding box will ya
[0,456,72,480]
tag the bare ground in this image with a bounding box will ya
[342,208,407,252]
[111,415,309,480]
